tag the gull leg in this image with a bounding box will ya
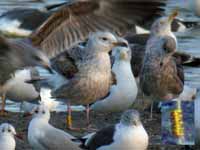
[149,101,154,120]
[86,104,90,127]
[85,104,97,131]
[67,102,72,129]
[0,93,8,116]
[66,102,81,131]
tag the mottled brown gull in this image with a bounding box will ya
[51,32,126,130]
[140,36,184,101]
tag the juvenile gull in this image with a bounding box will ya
[90,39,138,112]
[28,104,81,150]
[0,123,21,150]
[51,32,125,130]
[0,36,51,115]
[140,36,184,101]
[81,109,148,150]
[29,0,167,58]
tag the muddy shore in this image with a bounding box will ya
[0,109,198,150]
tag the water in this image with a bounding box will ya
[0,0,200,112]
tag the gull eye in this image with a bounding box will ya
[42,111,45,114]
[33,55,41,61]
[8,129,11,132]
[101,37,108,41]
[35,110,39,114]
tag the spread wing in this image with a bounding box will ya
[30,0,166,58]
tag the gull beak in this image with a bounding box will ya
[15,133,24,140]
[113,42,128,47]
[168,9,179,23]
[120,51,128,60]
[25,76,47,84]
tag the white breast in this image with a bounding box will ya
[28,118,46,150]
[98,124,148,150]
[6,69,39,102]
[0,135,16,150]
[91,61,138,112]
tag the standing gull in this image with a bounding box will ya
[0,123,21,150]
[29,0,167,58]
[51,32,125,130]
[28,104,81,150]
[90,39,138,112]
[81,109,148,150]
[0,36,51,115]
[139,10,185,101]
[140,35,184,101]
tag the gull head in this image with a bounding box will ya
[112,38,131,62]
[150,10,178,36]
[0,123,16,138]
[87,31,127,53]
[120,109,141,127]
[31,104,50,121]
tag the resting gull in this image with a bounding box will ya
[0,123,22,150]
[81,109,148,150]
[28,104,81,150]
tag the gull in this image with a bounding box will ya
[81,109,148,150]
[29,0,167,58]
[0,36,51,115]
[90,39,138,112]
[140,35,184,101]
[51,32,126,130]
[0,2,67,37]
[28,104,82,150]
[0,123,21,150]
[139,10,186,102]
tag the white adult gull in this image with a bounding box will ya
[0,123,22,150]
[28,104,81,150]
[90,39,138,112]
[81,109,148,150]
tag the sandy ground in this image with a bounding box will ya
[0,109,198,150]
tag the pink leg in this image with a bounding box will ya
[86,104,90,127]
[0,93,7,116]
